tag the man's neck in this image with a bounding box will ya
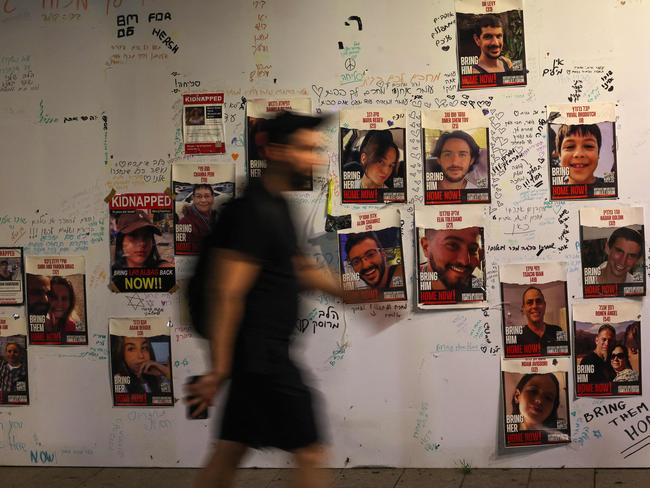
[595,349,607,360]
[600,267,626,284]
[261,166,292,195]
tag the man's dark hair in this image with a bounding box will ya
[597,323,616,337]
[432,130,481,170]
[607,226,644,249]
[264,111,326,146]
[521,286,545,306]
[344,231,381,258]
[473,14,504,38]
[555,124,602,153]
[192,183,214,195]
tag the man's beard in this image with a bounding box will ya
[289,169,312,190]
[430,259,472,290]
[360,261,386,289]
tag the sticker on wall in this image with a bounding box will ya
[0,247,24,306]
[182,92,226,154]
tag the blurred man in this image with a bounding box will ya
[471,15,513,74]
[420,227,482,291]
[345,231,403,290]
[580,324,616,384]
[518,287,563,350]
[597,227,643,284]
[186,112,342,488]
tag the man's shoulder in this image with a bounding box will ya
[545,323,563,332]
[580,351,599,364]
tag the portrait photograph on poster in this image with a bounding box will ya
[500,262,570,358]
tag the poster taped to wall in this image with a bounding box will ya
[109,193,176,293]
[340,108,407,204]
[574,300,641,397]
[456,0,527,90]
[0,313,29,405]
[182,92,226,154]
[337,208,407,304]
[548,102,617,200]
[415,206,486,309]
[579,206,645,298]
[0,247,24,306]
[246,98,312,190]
[501,357,571,448]
[422,109,490,204]
[172,162,235,255]
[25,255,87,345]
[500,262,570,358]
[109,317,174,407]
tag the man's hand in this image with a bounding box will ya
[184,371,229,418]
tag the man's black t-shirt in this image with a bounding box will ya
[211,180,300,375]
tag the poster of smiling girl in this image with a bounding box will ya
[501,357,571,448]
[110,317,174,407]
[340,108,407,204]
[422,109,490,204]
[547,102,617,200]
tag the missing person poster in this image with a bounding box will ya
[574,300,642,397]
[548,102,617,200]
[0,247,24,306]
[579,207,645,298]
[182,92,226,154]
[338,208,406,304]
[247,98,312,190]
[25,256,87,345]
[422,109,490,204]
[109,317,174,407]
[340,109,407,204]
[109,193,176,293]
[0,313,29,405]
[502,357,571,448]
[500,262,570,358]
[456,0,527,90]
[415,206,486,309]
[172,162,235,255]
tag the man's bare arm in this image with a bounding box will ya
[294,255,345,299]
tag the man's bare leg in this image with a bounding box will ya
[196,439,248,488]
[293,444,331,488]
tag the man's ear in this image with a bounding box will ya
[473,34,480,47]
[420,236,429,254]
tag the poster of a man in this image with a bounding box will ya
[455,0,527,89]
[0,314,28,405]
[500,262,570,358]
[422,110,490,204]
[580,207,645,298]
[416,206,486,308]
[338,209,406,304]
